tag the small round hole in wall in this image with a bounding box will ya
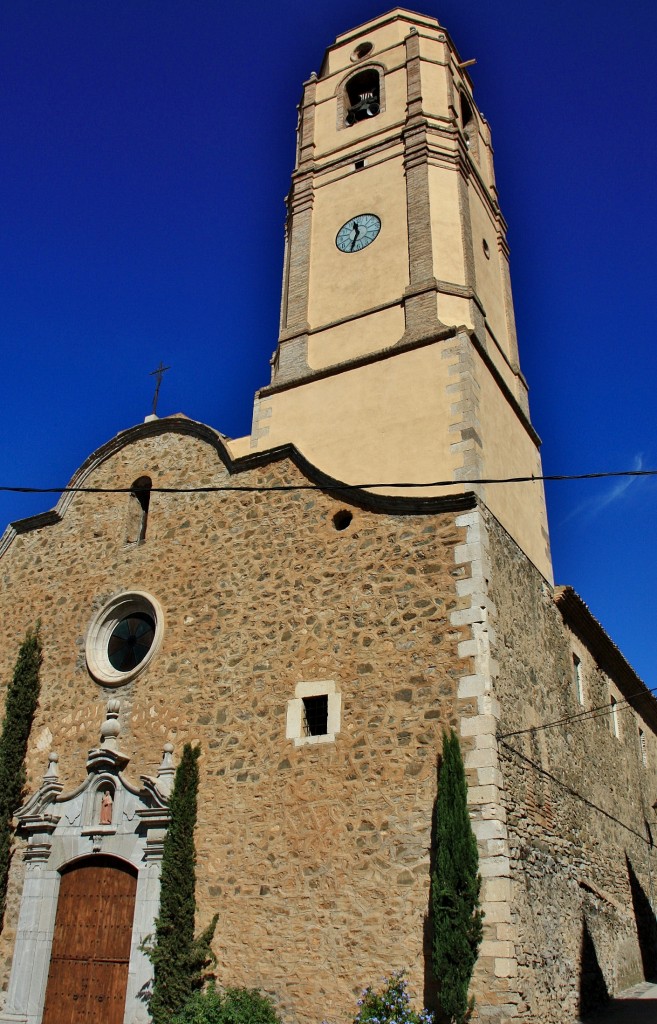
[483,238,490,259]
[332,510,353,532]
[351,41,373,61]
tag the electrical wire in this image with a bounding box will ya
[498,683,657,740]
[3,466,655,741]
[0,468,655,495]
[498,739,651,845]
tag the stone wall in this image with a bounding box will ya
[0,422,472,1024]
[3,421,652,1024]
[485,508,657,1022]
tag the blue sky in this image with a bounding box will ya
[0,1,655,682]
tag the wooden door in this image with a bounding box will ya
[41,856,137,1024]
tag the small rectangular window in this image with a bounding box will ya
[639,728,647,767]
[573,654,583,705]
[286,680,340,747]
[610,695,620,738]
[302,695,328,736]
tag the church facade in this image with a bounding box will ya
[0,10,655,1024]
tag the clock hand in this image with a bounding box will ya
[350,222,360,251]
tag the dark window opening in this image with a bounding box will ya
[352,41,373,61]
[355,159,365,170]
[573,653,583,704]
[302,695,329,736]
[460,93,476,152]
[108,612,155,672]
[333,509,353,531]
[460,92,473,128]
[345,69,380,125]
[128,475,152,543]
[610,695,619,737]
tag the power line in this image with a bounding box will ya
[498,739,651,846]
[4,469,655,734]
[498,682,657,740]
[0,468,655,495]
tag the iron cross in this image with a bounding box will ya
[149,362,171,416]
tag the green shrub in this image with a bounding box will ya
[431,730,483,1023]
[0,626,42,932]
[147,743,217,1023]
[171,984,283,1024]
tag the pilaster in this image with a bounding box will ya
[401,29,443,343]
[498,233,524,393]
[273,73,318,385]
[442,330,485,496]
[273,174,312,383]
[297,73,317,169]
[452,508,522,1022]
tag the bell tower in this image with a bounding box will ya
[246,8,552,580]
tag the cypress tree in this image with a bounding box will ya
[149,743,217,1024]
[0,626,42,932]
[431,729,483,1024]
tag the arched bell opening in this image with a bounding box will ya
[344,68,381,125]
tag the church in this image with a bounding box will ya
[0,9,655,1024]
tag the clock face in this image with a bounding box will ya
[336,213,381,253]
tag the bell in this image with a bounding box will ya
[345,95,380,125]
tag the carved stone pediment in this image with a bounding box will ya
[16,699,172,860]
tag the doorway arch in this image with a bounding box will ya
[41,856,137,1024]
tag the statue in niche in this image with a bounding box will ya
[99,789,114,825]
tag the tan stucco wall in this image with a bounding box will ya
[480,325,519,402]
[307,304,405,369]
[248,332,551,581]
[323,11,436,79]
[308,159,409,331]
[469,187,510,355]
[429,166,467,285]
[420,43,451,111]
[252,344,460,493]
[475,358,551,579]
[326,25,404,76]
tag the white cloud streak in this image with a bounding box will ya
[559,453,647,525]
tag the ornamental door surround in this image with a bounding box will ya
[0,701,173,1024]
